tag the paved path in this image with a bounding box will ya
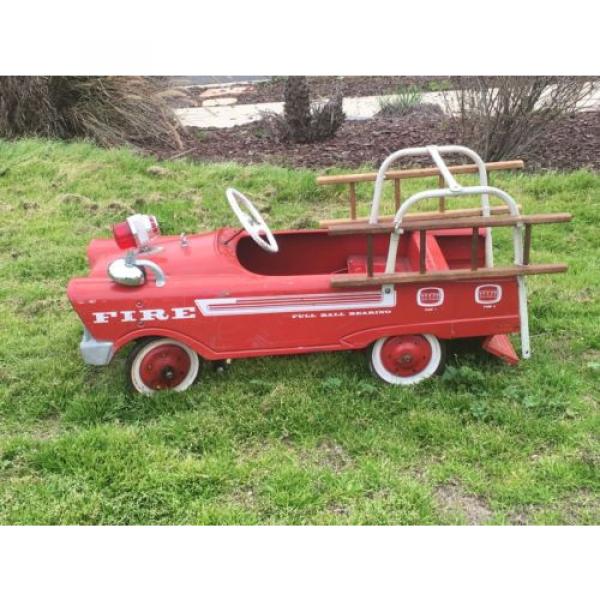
[175,91,449,129]
[174,84,600,130]
[170,76,270,87]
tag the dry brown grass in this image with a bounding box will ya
[0,76,182,149]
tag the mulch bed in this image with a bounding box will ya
[156,110,600,172]
[525,111,600,171]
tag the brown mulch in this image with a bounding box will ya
[158,110,600,172]
[525,111,600,171]
[162,111,457,170]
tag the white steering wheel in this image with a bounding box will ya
[226,187,279,253]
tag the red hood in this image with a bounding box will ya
[83,228,243,278]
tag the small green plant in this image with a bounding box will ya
[427,79,451,93]
[376,85,423,117]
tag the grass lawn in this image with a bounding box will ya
[0,138,598,525]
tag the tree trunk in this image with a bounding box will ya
[284,76,312,142]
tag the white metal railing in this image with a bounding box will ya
[369,145,495,267]
[384,185,521,273]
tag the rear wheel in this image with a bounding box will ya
[128,337,200,394]
[370,334,444,385]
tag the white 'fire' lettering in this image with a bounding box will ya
[93,311,118,324]
[91,307,199,324]
[172,306,196,319]
[140,309,169,321]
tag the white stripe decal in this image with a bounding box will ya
[195,286,396,316]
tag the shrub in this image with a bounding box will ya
[0,76,183,149]
[443,76,595,161]
[262,76,345,143]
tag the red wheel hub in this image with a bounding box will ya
[380,335,432,377]
[139,344,191,390]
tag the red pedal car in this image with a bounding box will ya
[67,145,570,393]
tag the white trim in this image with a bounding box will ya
[195,286,396,316]
[370,334,442,385]
[517,275,531,359]
[130,339,199,395]
[475,284,503,305]
[417,287,445,308]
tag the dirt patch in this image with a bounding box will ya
[146,165,171,177]
[20,201,39,211]
[435,481,493,525]
[582,349,600,363]
[228,485,259,511]
[561,490,600,524]
[15,296,69,317]
[507,510,530,525]
[314,440,353,472]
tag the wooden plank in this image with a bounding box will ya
[328,213,572,236]
[419,230,427,274]
[316,160,525,186]
[523,224,532,265]
[331,264,568,288]
[348,182,357,220]
[319,204,520,227]
[438,174,446,213]
[329,222,397,236]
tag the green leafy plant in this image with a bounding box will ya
[376,85,423,117]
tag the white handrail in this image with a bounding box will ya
[369,145,494,267]
[385,185,520,273]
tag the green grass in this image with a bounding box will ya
[0,138,598,525]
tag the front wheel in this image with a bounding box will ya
[128,337,200,394]
[370,334,444,385]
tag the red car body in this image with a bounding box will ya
[67,225,518,363]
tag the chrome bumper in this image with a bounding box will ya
[80,328,115,366]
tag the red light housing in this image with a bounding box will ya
[113,220,137,249]
[147,215,159,236]
[112,214,160,250]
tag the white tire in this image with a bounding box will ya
[370,334,443,385]
[129,338,200,394]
